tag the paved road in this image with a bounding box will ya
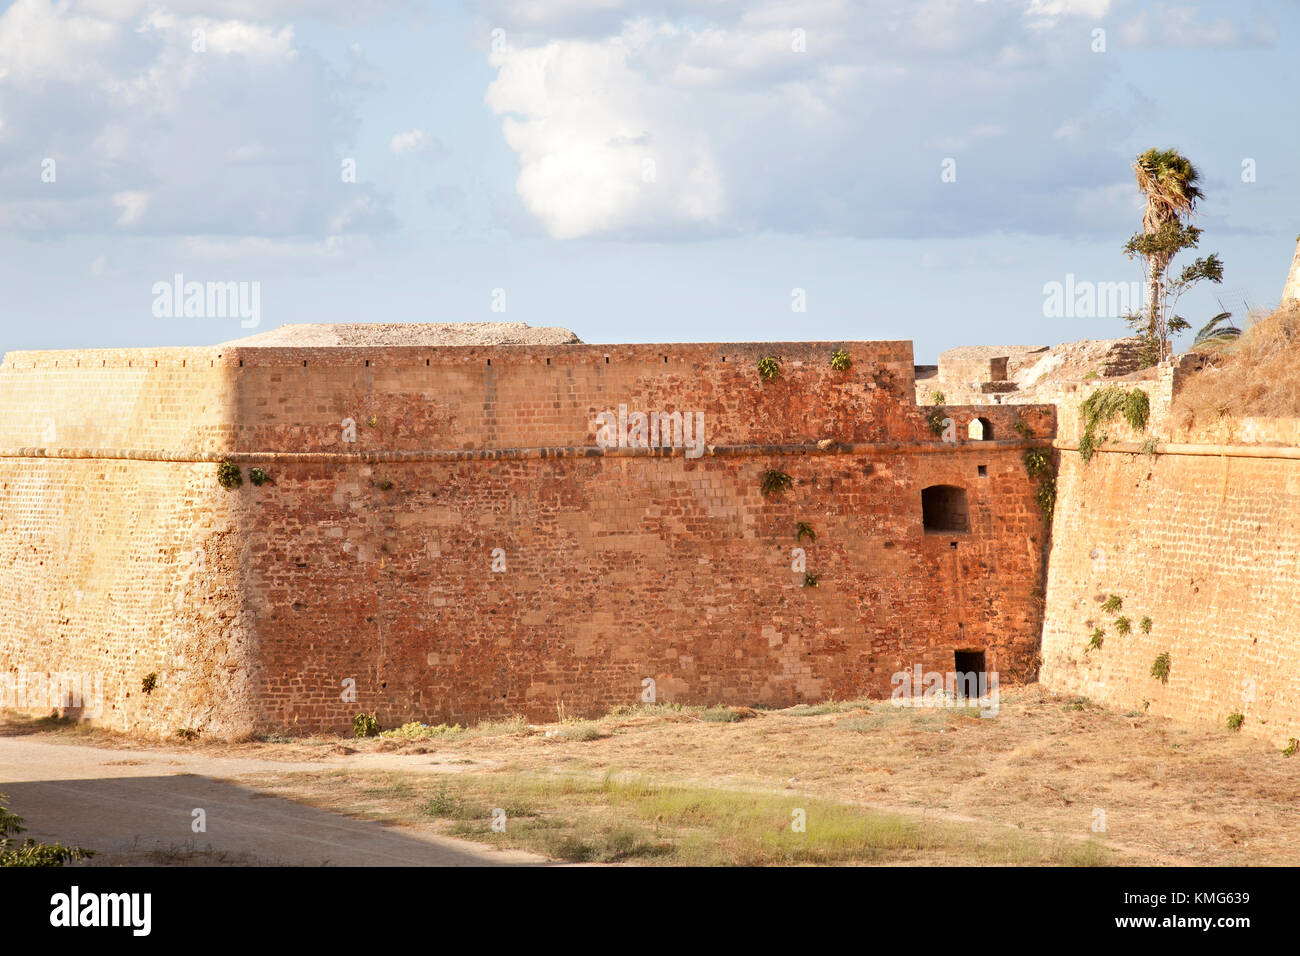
[0,738,548,867]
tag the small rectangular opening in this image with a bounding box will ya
[977,464,987,477]
[953,650,986,699]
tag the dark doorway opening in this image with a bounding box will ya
[953,650,986,698]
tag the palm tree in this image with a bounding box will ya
[1191,311,1240,348]
[1124,149,1221,363]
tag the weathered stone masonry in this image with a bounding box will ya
[0,340,1053,736]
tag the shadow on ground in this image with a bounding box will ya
[2,774,548,867]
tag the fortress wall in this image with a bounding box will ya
[0,349,233,452]
[242,445,1048,732]
[0,458,258,736]
[1041,443,1300,743]
[214,342,924,451]
[0,340,1054,735]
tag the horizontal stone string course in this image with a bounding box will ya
[0,438,1053,464]
[1052,440,1300,460]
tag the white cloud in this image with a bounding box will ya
[0,0,393,238]
[390,129,445,157]
[487,35,724,238]
[482,1,1133,240]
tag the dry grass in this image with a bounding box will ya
[8,689,1299,866]
[1175,302,1300,429]
[250,767,1109,866]
[233,688,1300,866]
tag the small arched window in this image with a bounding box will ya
[968,417,993,441]
[922,484,970,533]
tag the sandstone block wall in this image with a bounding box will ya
[1041,446,1300,743]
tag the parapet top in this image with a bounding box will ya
[219,323,584,348]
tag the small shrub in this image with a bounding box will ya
[366,415,378,427]
[758,356,781,382]
[0,796,93,867]
[248,467,272,486]
[1150,652,1171,685]
[930,390,946,405]
[376,478,394,491]
[216,460,242,489]
[829,349,852,372]
[1114,616,1131,635]
[1079,386,1150,462]
[1101,594,1123,612]
[795,521,816,543]
[353,712,380,738]
[560,721,609,741]
[1087,629,1103,652]
[1284,738,1299,757]
[175,727,200,742]
[381,721,463,740]
[926,410,946,437]
[1022,449,1051,479]
[1139,436,1158,457]
[1035,477,1056,523]
[760,469,794,498]
[141,672,158,695]
[1013,418,1032,439]
[1139,616,1153,633]
[1226,712,1245,731]
[423,783,462,818]
[802,573,819,588]
[700,706,743,723]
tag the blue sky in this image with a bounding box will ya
[1,0,1296,362]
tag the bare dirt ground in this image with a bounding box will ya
[4,686,1298,866]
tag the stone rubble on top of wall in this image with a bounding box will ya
[915,337,1154,408]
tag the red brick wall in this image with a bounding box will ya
[0,341,1054,736]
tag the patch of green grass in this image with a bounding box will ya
[758,356,781,382]
[1139,616,1153,634]
[1283,738,1298,757]
[1101,594,1123,612]
[1114,616,1131,635]
[829,349,852,372]
[1225,712,1245,731]
[781,698,872,717]
[836,716,877,733]
[260,765,1111,867]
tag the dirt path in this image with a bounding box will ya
[0,737,546,866]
